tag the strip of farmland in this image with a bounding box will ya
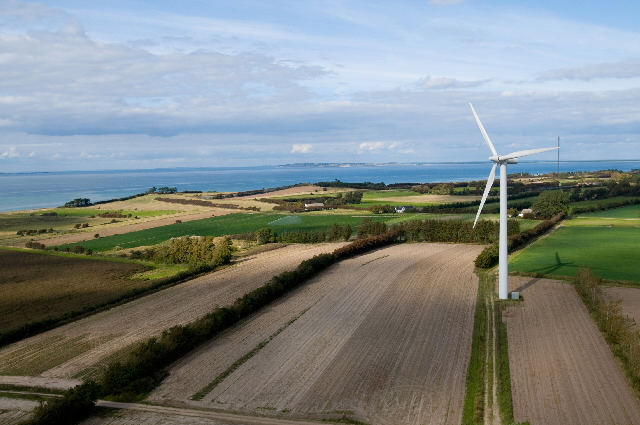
[504,277,640,424]
[0,243,345,379]
[151,243,483,425]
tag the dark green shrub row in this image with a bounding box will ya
[92,192,148,206]
[570,198,640,215]
[17,228,54,236]
[333,229,403,260]
[19,380,101,425]
[393,219,518,245]
[275,230,327,243]
[474,213,565,268]
[314,180,386,189]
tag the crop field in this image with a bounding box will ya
[574,203,640,218]
[0,243,345,379]
[150,243,483,425]
[360,191,480,207]
[504,277,640,424]
[0,249,157,335]
[55,213,394,252]
[509,224,640,281]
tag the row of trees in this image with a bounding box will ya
[147,187,177,194]
[394,218,518,244]
[64,198,90,207]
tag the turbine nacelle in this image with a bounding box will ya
[489,156,518,164]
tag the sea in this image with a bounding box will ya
[2,161,639,212]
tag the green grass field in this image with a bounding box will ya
[573,203,640,219]
[510,226,640,282]
[56,212,395,252]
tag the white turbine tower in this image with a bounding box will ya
[470,103,559,299]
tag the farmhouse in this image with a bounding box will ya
[395,205,413,213]
[518,208,533,217]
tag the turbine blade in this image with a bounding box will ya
[470,103,498,157]
[501,146,559,161]
[473,163,497,228]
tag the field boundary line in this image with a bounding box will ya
[97,400,328,425]
[191,307,311,401]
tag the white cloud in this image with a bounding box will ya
[0,0,638,172]
[536,58,640,81]
[417,76,491,90]
[0,146,19,158]
[359,142,385,152]
[291,144,312,153]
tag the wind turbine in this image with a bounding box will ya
[470,103,558,299]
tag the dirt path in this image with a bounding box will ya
[0,243,345,379]
[505,277,640,425]
[151,243,483,425]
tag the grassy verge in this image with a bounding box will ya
[463,271,523,425]
[462,272,489,424]
[494,299,521,424]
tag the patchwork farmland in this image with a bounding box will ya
[0,243,345,379]
[150,243,484,425]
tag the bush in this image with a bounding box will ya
[22,380,101,425]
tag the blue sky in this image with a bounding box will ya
[1,0,639,172]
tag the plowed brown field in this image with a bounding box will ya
[505,277,640,425]
[150,243,483,425]
[0,249,157,334]
[0,244,345,379]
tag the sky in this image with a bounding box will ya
[1,0,639,172]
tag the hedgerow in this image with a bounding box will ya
[474,213,565,268]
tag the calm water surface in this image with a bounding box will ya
[1,161,639,212]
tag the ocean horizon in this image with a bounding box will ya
[2,160,639,212]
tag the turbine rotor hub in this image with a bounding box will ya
[489,156,518,164]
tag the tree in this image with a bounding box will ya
[532,190,569,218]
[64,198,91,207]
[255,227,275,244]
[344,191,364,204]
